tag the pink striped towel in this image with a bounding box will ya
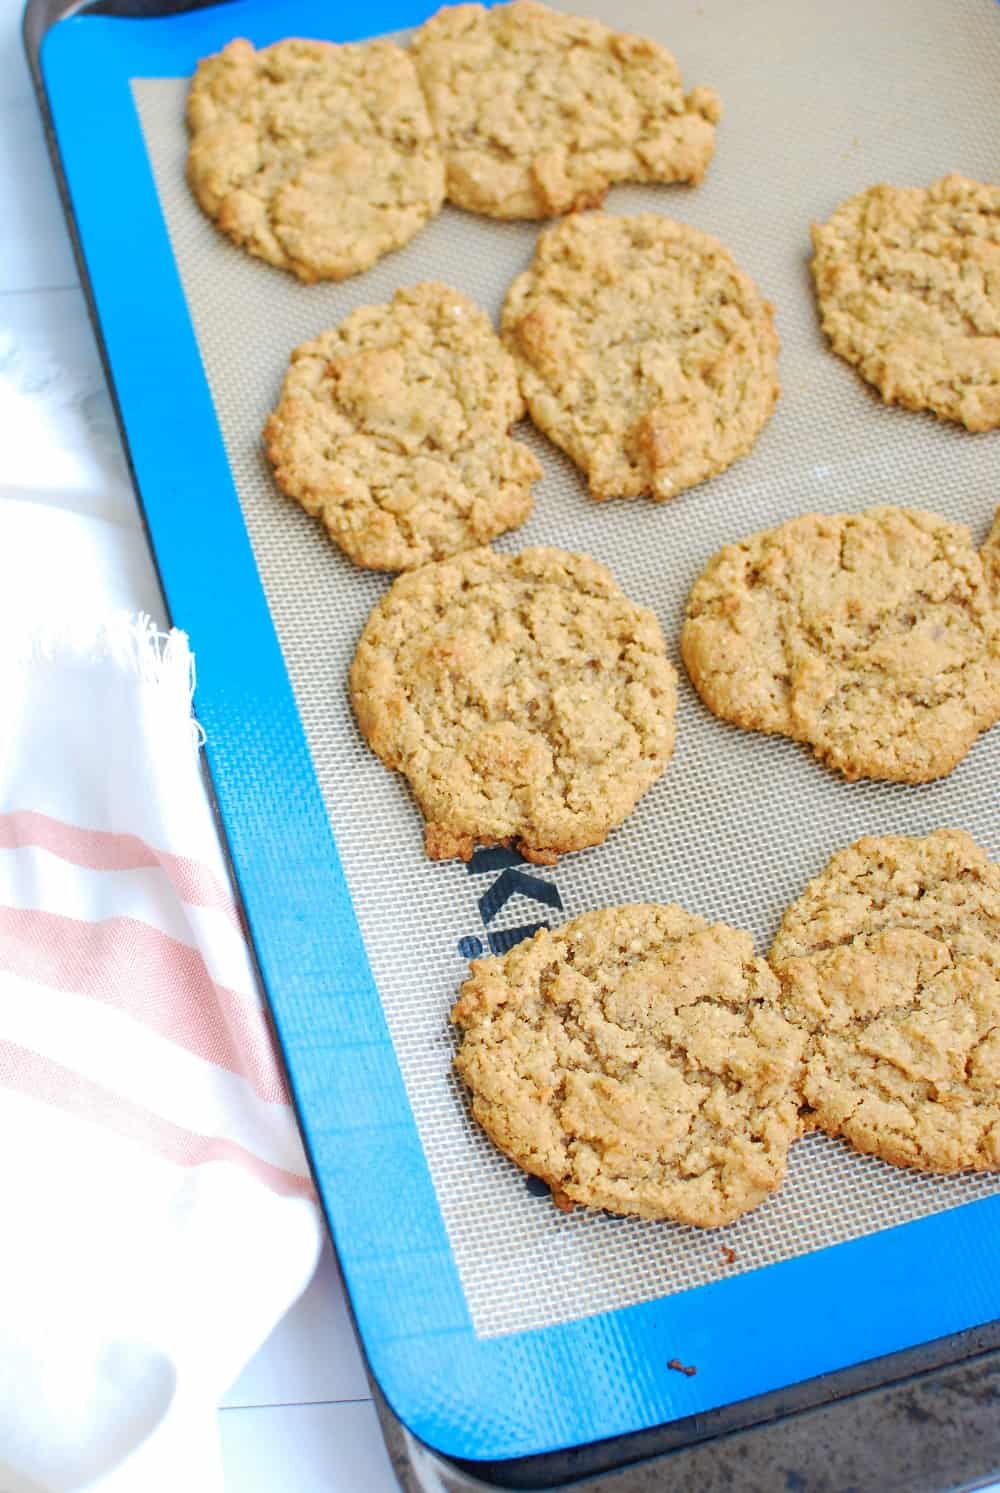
[0,616,321,1492]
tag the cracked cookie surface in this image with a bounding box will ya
[349,547,676,862]
[811,175,1000,430]
[409,0,720,220]
[681,506,1000,783]
[186,37,445,281]
[770,831,1000,1174]
[501,213,779,500]
[452,904,804,1226]
[264,283,541,571]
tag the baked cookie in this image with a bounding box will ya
[811,175,1000,430]
[681,506,1000,783]
[501,213,779,500]
[409,1,720,220]
[186,37,445,282]
[350,547,676,862]
[264,284,541,571]
[983,507,1000,597]
[770,831,1000,1174]
[452,905,804,1225]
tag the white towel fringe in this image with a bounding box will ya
[4,613,205,749]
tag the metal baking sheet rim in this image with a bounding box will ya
[23,0,1000,1478]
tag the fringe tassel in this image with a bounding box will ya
[4,613,204,749]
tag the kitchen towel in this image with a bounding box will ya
[0,590,321,1493]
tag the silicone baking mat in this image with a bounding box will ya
[40,0,1000,1465]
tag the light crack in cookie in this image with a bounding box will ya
[452,904,804,1226]
[409,0,720,219]
[770,830,1000,1174]
[811,174,1000,430]
[264,283,541,571]
[186,37,445,281]
[681,506,1000,783]
[502,213,779,500]
[350,547,676,862]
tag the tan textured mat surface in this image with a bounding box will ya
[135,0,1000,1338]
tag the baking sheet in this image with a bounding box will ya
[134,0,1000,1339]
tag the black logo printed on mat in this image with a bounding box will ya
[456,848,562,959]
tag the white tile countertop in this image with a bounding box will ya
[0,3,398,1486]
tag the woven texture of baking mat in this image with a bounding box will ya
[134,0,1000,1340]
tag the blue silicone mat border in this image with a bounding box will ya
[39,0,1000,1464]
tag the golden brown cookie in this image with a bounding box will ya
[811,175,1000,430]
[264,284,541,571]
[501,213,779,500]
[350,547,676,862]
[681,506,1000,783]
[409,1,720,220]
[770,830,1000,1174]
[186,37,445,282]
[452,905,804,1226]
[983,507,1000,598]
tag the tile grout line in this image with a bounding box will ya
[219,1395,374,1414]
[0,283,80,299]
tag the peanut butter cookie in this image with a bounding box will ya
[771,831,1000,1174]
[350,547,676,862]
[452,905,804,1226]
[186,37,445,282]
[681,506,1000,783]
[502,213,779,499]
[264,283,541,571]
[409,0,720,219]
[811,175,1000,430]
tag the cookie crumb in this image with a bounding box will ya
[667,1358,697,1377]
[721,1246,736,1265]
